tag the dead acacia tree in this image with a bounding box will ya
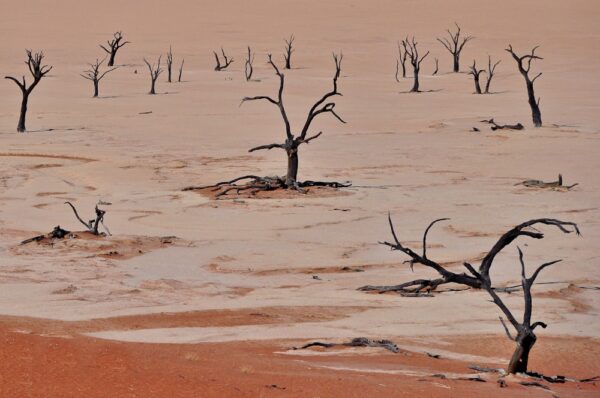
[80,57,117,97]
[463,248,565,374]
[100,31,129,67]
[65,201,111,235]
[5,50,53,132]
[395,40,408,81]
[144,56,163,95]
[401,37,429,92]
[484,55,501,94]
[213,48,233,71]
[433,58,439,75]
[283,35,295,69]
[467,59,485,94]
[506,45,543,127]
[183,53,350,197]
[178,59,184,82]
[359,216,579,294]
[437,23,474,72]
[245,46,254,81]
[166,46,173,82]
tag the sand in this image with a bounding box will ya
[1,0,599,396]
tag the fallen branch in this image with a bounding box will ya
[481,118,524,131]
[516,174,578,190]
[294,337,399,353]
[20,225,71,245]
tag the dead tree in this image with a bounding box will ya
[395,40,408,81]
[433,58,439,75]
[65,201,111,235]
[506,45,543,127]
[183,53,350,196]
[100,31,129,67]
[359,216,579,294]
[463,248,564,374]
[80,57,117,97]
[402,37,429,92]
[484,55,501,94]
[283,35,295,69]
[5,50,53,132]
[245,46,254,81]
[178,59,184,82]
[144,56,163,95]
[166,46,173,82]
[437,23,474,72]
[213,48,233,71]
[468,60,485,94]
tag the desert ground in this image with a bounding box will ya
[1,0,600,396]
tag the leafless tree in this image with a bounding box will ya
[283,35,295,69]
[401,37,429,92]
[484,55,501,94]
[464,247,566,374]
[100,31,129,67]
[213,48,233,71]
[144,56,163,95]
[5,50,53,132]
[178,59,185,82]
[437,23,474,72]
[80,57,117,97]
[506,45,543,127]
[183,53,350,197]
[468,59,485,94]
[65,201,111,235]
[361,216,582,375]
[166,46,174,82]
[433,58,439,75]
[245,46,255,81]
[395,40,408,81]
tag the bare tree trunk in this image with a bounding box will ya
[453,55,459,73]
[411,73,420,92]
[527,81,542,127]
[166,46,173,83]
[178,59,184,82]
[150,80,156,95]
[108,52,116,67]
[93,80,99,97]
[286,148,299,186]
[507,332,536,374]
[18,95,28,132]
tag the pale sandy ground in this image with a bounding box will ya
[1,0,600,396]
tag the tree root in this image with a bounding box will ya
[182,175,351,198]
[294,337,399,353]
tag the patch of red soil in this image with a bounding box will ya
[1,311,598,397]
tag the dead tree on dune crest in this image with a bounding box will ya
[245,46,255,81]
[437,23,473,72]
[100,31,129,67]
[144,56,163,94]
[484,55,501,94]
[5,50,53,132]
[80,57,118,97]
[401,37,429,92]
[467,59,485,94]
[183,53,350,197]
[213,48,233,71]
[506,45,543,127]
[359,216,579,294]
[283,35,295,69]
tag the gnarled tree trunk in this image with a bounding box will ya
[507,331,537,374]
[18,95,28,132]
